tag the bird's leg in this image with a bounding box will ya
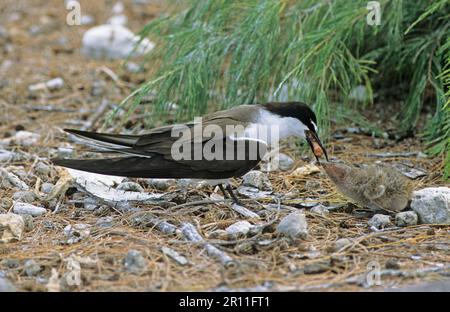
[225,184,241,205]
[218,184,229,199]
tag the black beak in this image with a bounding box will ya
[305,130,329,162]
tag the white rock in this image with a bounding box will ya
[13,202,47,217]
[0,131,40,147]
[225,221,253,236]
[395,211,418,227]
[242,170,272,190]
[12,191,36,203]
[0,213,24,243]
[368,214,391,230]
[310,204,329,215]
[28,77,64,92]
[411,187,450,224]
[276,211,308,239]
[0,278,16,292]
[81,24,155,59]
[0,168,29,190]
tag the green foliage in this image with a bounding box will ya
[114,0,450,178]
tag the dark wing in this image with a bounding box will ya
[53,137,267,179]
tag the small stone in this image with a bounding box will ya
[310,204,329,215]
[0,278,16,292]
[64,224,91,244]
[12,191,36,203]
[0,213,24,243]
[123,250,147,274]
[395,211,418,227]
[334,238,353,251]
[411,187,450,224]
[0,131,40,148]
[13,202,46,217]
[83,197,98,211]
[234,241,256,255]
[35,162,51,176]
[303,261,331,274]
[276,211,308,239]
[28,78,64,92]
[24,260,41,277]
[116,182,144,192]
[291,164,320,176]
[41,182,54,194]
[225,221,253,237]
[81,24,155,60]
[96,216,114,228]
[368,214,391,230]
[242,170,272,190]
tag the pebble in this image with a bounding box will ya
[242,170,272,190]
[123,250,147,274]
[83,197,98,211]
[41,182,54,194]
[0,278,16,292]
[395,211,418,227]
[0,213,24,243]
[225,221,253,237]
[368,214,391,230]
[116,181,144,192]
[310,204,329,215]
[81,24,155,59]
[0,131,40,148]
[34,162,51,176]
[12,191,36,203]
[0,168,29,190]
[28,78,65,92]
[125,61,141,73]
[276,211,308,239]
[411,187,450,224]
[24,260,41,277]
[13,202,46,217]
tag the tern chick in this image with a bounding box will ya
[321,162,414,213]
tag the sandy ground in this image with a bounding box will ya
[0,0,449,292]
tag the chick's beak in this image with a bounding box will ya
[305,130,329,162]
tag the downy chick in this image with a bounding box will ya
[321,162,414,213]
